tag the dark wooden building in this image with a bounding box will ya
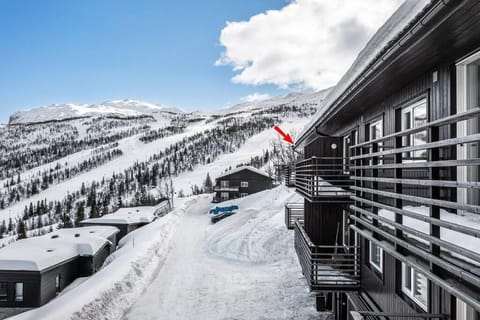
[0,226,118,308]
[80,202,169,240]
[212,166,273,203]
[288,0,480,319]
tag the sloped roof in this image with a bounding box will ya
[297,0,433,145]
[216,166,272,180]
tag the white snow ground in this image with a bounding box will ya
[9,187,320,320]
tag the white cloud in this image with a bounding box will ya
[216,0,403,90]
[240,92,271,103]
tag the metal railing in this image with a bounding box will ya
[294,221,360,291]
[285,203,304,229]
[285,165,296,187]
[295,157,353,202]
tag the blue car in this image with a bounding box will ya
[209,205,239,215]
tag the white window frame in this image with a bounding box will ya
[401,99,428,163]
[15,282,23,302]
[220,192,229,200]
[401,263,428,311]
[456,51,480,210]
[457,298,478,320]
[369,118,383,165]
[369,240,383,273]
[220,180,229,188]
[240,181,249,188]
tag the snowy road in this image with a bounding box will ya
[122,195,319,320]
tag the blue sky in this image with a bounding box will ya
[0,0,289,122]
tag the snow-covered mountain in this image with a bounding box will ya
[7,89,331,125]
[211,88,332,115]
[8,99,183,125]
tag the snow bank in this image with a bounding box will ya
[8,196,204,320]
[205,186,302,264]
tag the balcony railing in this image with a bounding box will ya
[285,165,296,187]
[285,203,304,229]
[294,221,360,291]
[213,186,240,192]
[295,157,353,202]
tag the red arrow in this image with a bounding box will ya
[274,125,294,145]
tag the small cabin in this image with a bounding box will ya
[80,204,167,240]
[0,226,118,308]
[212,166,273,203]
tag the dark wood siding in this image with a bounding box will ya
[214,169,272,202]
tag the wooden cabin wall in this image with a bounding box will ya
[0,271,40,307]
[40,258,79,306]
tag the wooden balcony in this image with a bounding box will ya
[294,221,360,292]
[295,157,353,203]
[284,203,304,229]
[213,186,240,192]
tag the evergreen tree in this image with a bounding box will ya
[204,173,213,192]
[17,221,27,239]
[75,203,85,226]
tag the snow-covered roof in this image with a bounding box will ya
[216,166,272,180]
[0,226,119,272]
[81,206,159,225]
[298,0,432,144]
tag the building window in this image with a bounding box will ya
[368,118,383,165]
[15,283,23,302]
[457,51,480,208]
[240,181,248,188]
[457,299,479,320]
[401,99,428,162]
[343,130,357,174]
[221,192,229,200]
[220,181,229,188]
[401,263,428,311]
[369,241,383,273]
[0,282,8,301]
[240,193,248,197]
[55,275,61,294]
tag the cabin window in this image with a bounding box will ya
[220,181,229,188]
[457,51,480,209]
[221,192,229,200]
[368,118,383,165]
[55,275,61,294]
[457,298,479,320]
[343,130,357,174]
[240,181,249,188]
[401,99,428,162]
[0,282,8,301]
[401,263,428,311]
[240,193,248,197]
[15,283,23,302]
[368,240,383,273]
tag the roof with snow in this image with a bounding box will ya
[0,226,119,272]
[216,166,272,180]
[297,0,433,146]
[81,206,159,225]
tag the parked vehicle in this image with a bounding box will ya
[209,205,239,215]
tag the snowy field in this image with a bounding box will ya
[9,187,321,320]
